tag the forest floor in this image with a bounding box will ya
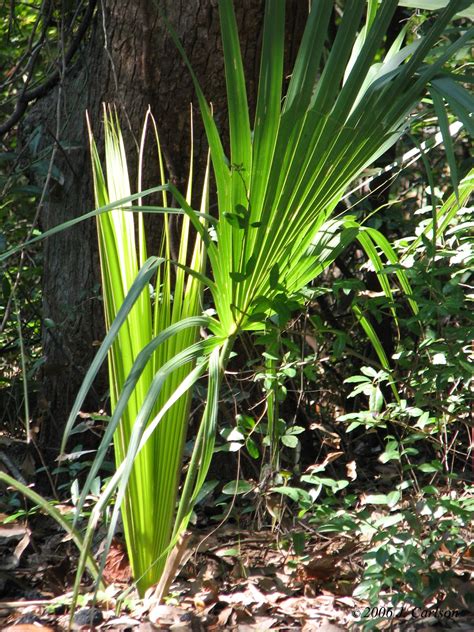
[1,497,473,632]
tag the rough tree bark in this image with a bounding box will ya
[26,0,307,447]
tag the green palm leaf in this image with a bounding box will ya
[82,108,210,594]
[184,0,470,337]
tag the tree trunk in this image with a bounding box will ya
[28,0,307,448]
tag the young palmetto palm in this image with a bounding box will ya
[57,0,473,602]
[78,107,211,593]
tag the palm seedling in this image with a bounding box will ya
[65,107,211,594]
[28,0,474,602]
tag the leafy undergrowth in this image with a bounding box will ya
[1,475,473,632]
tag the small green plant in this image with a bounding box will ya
[333,176,474,626]
[351,486,474,630]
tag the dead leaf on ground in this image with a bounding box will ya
[193,578,220,609]
[299,552,346,584]
[322,580,354,597]
[149,603,188,626]
[103,537,131,584]
[3,626,55,632]
[104,614,141,627]
[219,590,258,607]
[0,520,29,539]
[254,573,291,599]
[217,605,234,627]
[308,619,346,631]
[236,617,277,631]
[14,531,31,562]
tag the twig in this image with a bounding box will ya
[0,0,97,136]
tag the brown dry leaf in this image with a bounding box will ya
[3,627,55,632]
[463,546,474,559]
[254,574,290,600]
[217,605,234,627]
[305,335,318,352]
[308,424,341,449]
[236,617,277,631]
[305,452,344,473]
[0,521,28,538]
[105,615,141,627]
[277,596,324,619]
[14,530,31,562]
[245,582,268,606]
[346,460,357,481]
[231,605,255,624]
[54,504,76,516]
[193,578,219,609]
[220,590,258,607]
[103,537,131,584]
[149,603,187,626]
[151,532,195,603]
[300,556,336,582]
[138,624,160,632]
[322,580,354,597]
[335,596,356,608]
[197,555,224,581]
[307,619,345,632]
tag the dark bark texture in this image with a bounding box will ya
[23,0,307,447]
